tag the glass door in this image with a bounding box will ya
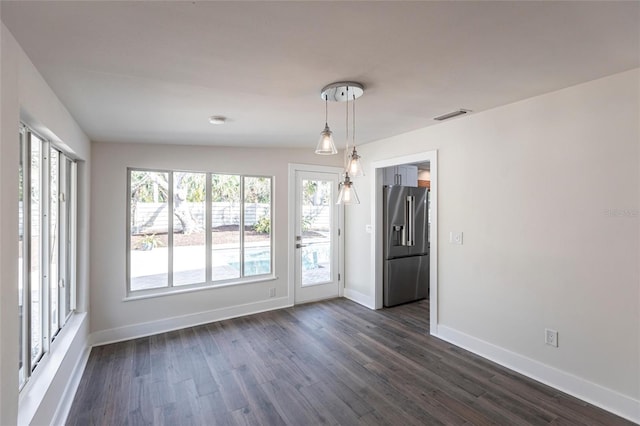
[294,170,341,303]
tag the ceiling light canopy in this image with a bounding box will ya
[320,82,364,102]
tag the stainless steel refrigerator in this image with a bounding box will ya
[383,185,429,307]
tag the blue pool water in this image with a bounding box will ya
[229,251,271,275]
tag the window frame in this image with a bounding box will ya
[126,168,275,298]
[19,124,77,391]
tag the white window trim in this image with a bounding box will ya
[19,123,78,392]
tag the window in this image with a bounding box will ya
[128,169,273,294]
[18,125,77,389]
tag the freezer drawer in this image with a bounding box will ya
[384,255,429,307]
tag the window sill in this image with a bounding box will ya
[123,274,278,302]
[18,312,88,425]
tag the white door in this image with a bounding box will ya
[293,169,342,304]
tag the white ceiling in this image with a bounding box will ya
[2,1,639,149]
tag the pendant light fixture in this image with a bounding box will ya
[317,81,364,205]
[336,172,360,204]
[346,94,364,177]
[337,85,359,204]
[315,94,337,155]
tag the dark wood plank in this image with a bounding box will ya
[196,391,234,426]
[127,375,154,425]
[67,298,635,426]
[133,337,150,377]
[259,379,328,425]
[298,380,364,425]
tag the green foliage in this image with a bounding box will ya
[300,179,329,232]
[211,174,241,202]
[244,177,271,203]
[131,171,272,205]
[302,180,317,204]
[138,233,163,250]
[180,173,206,202]
[253,216,271,234]
[301,217,312,233]
[130,171,168,203]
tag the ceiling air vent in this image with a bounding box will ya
[433,109,472,121]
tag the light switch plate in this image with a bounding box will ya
[449,231,463,245]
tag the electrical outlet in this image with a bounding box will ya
[269,287,276,298]
[449,231,463,245]
[545,328,558,347]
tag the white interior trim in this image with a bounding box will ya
[435,325,640,424]
[17,313,88,426]
[51,345,90,426]
[370,150,438,334]
[90,296,291,347]
[343,288,375,309]
[121,275,278,302]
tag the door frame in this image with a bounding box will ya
[371,150,438,335]
[288,164,345,306]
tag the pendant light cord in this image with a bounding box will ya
[345,87,351,171]
[352,92,356,148]
[324,94,328,126]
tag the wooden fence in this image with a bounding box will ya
[131,202,330,235]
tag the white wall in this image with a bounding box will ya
[90,142,341,342]
[0,23,91,425]
[346,69,640,419]
[1,20,21,426]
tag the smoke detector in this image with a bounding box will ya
[208,116,227,125]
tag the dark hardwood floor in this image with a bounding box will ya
[67,299,633,425]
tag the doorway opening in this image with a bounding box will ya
[371,151,438,335]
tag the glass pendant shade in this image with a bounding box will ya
[336,174,360,205]
[315,124,337,155]
[347,147,364,177]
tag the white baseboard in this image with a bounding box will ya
[435,325,640,424]
[344,287,375,309]
[90,296,292,347]
[51,345,90,426]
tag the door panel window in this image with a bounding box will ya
[300,179,332,286]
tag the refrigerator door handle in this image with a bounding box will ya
[406,195,415,246]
